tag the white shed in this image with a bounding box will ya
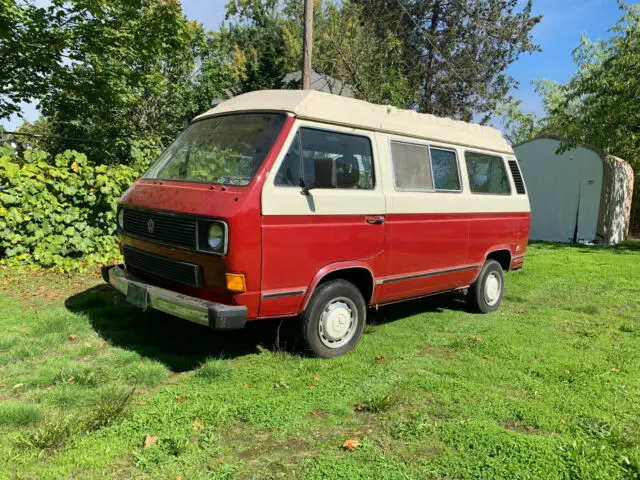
[514,137,634,245]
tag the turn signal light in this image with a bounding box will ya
[225,273,246,293]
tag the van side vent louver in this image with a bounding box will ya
[508,160,526,195]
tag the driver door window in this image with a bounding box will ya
[275,128,375,189]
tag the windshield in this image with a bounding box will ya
[144,113,287,186]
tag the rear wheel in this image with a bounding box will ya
[301,280,366,358]
[468,259,504,313]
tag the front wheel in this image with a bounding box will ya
[468,260,504,313]
[301,280,366,358]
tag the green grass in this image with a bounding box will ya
[0,242,639,479]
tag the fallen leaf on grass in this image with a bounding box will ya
[143,434,158,448]
[561,419,567,425]
[175,394,184,403]
[98,342,107,349]
[176,476,182,480]
[533,359,539,364]
[375,356,385,363]
[309,409,321,416]
[67,377,75,383]
[216,458,225,465]
[69,334,78,341]
[343,439,360,452]
[516,309,526,314]
[193,420,203,431]
[12,383,23,389]
[611,367,620,373]
[46,292,60,299]
[313,375,320,382]
[471,336,483,342]
[138,401,148,406]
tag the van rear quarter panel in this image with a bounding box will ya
[375,136,530,302]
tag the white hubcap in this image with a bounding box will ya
[318,297,358,349]
[484,272,502,306]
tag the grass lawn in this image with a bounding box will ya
[0,243,639,479]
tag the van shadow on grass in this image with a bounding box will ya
[368,292,470,326]
[65,285,296,373]
[65,285,469,372]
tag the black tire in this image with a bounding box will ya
[301,280,366,358]
[468,260,504,313]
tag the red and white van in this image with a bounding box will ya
[104,90,530,357]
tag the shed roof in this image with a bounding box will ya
[194,90,512,154]
[514,136,631,167]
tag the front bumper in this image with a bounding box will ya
[104,265,247,330]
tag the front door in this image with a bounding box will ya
[259,123,386,317]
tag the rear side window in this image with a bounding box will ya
[431,148,461,191]
[275,128,374,189]
[465,152,511,195]
[390,141,461,191]
[390,141,433,190]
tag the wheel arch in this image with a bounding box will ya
[472,247,513,283]
[301,262,375,312]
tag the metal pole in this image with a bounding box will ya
[302,0,313,89]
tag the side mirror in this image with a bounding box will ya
[301,157,337,195]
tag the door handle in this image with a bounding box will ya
[366,216,385,225]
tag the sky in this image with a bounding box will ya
[2,0,636,131]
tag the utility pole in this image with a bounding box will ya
[302,0,313,89]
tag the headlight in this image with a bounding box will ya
[118,208,124,229]
[207,223,225,252]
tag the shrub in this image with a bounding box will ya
[0,148,143,271]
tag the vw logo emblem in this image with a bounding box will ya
[147,219,155,234]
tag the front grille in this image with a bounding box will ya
[122,208,197,249]
[124,246,203,288]
[508,160,527,195]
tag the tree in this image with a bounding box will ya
[352,0,541,122]
[221,0,412,107]
[2,0,235,163]
[540,2,640,169]
[39,0,235,163]
[495,98,541,146]
[0,0,71,120]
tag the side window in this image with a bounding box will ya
[431,148,461,191]
[390,141,432,190]
[276,128,375,189]
[465,152,511,195]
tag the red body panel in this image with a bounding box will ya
[259,215,385,317]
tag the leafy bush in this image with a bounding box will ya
[0,148,142,271]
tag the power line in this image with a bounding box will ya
[394,0,467,85]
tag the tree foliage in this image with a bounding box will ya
[352,0,541,122]
[219,0,413,107]
[541,2,640,168]
[2,0,234,163]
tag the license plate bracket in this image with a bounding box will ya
[127,283,148,309]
